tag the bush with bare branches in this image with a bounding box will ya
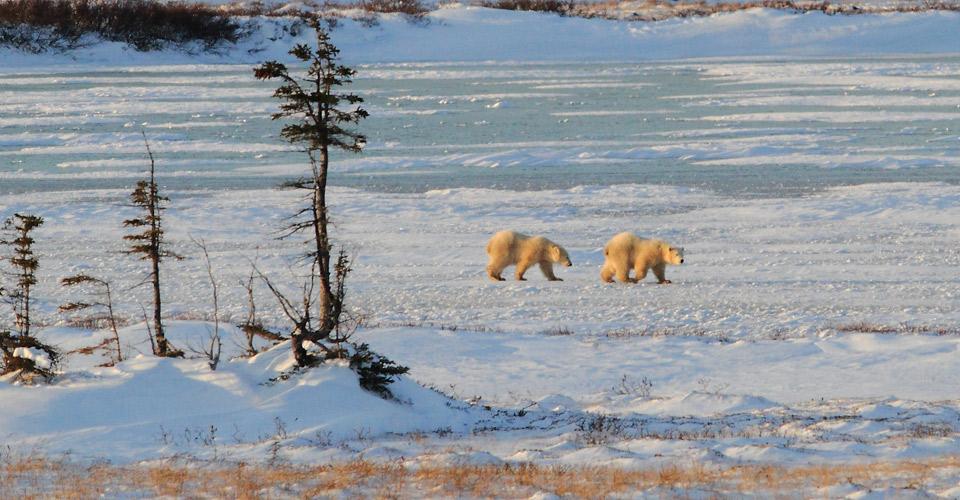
[59,274,123,366]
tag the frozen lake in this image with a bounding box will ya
[3,56,959,197]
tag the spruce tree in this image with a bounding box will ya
[253,21,409,398]
[0,213,59,381]
[254,19,368,367]
[0,214,43,337]
[123,134,182,357]
[1,214,42,339]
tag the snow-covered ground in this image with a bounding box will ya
[1,181,959,479]
[1,4,960,496]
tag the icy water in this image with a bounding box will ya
[2,57,959,197]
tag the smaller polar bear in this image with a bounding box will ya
[486,230,572,282]
[600,232,684,284]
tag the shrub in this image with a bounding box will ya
[474,0,574,14]
[0,0,243,52]
[541,326,574,336]
[350,343,410,399]
[359,0,429,18]
[576,413,627,445]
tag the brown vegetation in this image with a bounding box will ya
[0,0,242,52]
[359,0,429,17]
[477,0,574,14]
[1,454,959,497]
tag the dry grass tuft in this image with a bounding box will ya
[540,325,575,336]
[365,320,506,334]
[2,454,959,496]
[602,325,728,342]
[836,322,960,336]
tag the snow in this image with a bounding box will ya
[11,347,52,370]
[1,4,959,495]
[0,334,481,462]
[1,180,958,473]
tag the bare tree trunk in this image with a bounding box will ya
[241,267,259,355]
[191,237,221,370]
[105,284,122,363]
[20,271,30,338]
[151,247,167,355]
[144,139,170,357]
[293,144,334,366]
[315,143,332,332]
[291,280,314,366]
[291,330,308,365]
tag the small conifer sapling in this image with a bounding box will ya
[0,214,59,381]
[123,133,183,357]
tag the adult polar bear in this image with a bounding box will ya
[486,230,572,281]
[600,232,684,284]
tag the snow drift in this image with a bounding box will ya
[0,324,481,462]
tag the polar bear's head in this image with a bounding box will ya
[662,245,684,265]
[550,244,573,267]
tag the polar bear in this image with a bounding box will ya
[600,232,684,284]
[486,230,572,282]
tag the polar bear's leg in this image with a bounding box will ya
[653,263,671,284]
[486,256,509,281]
[487,267,506,281]
[600,261,615,283]
[539,261,562,281]
[633,260,649,283]
[515,259,533,281]
[616,261,635,283]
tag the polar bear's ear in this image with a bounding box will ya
[550,245,562,261]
